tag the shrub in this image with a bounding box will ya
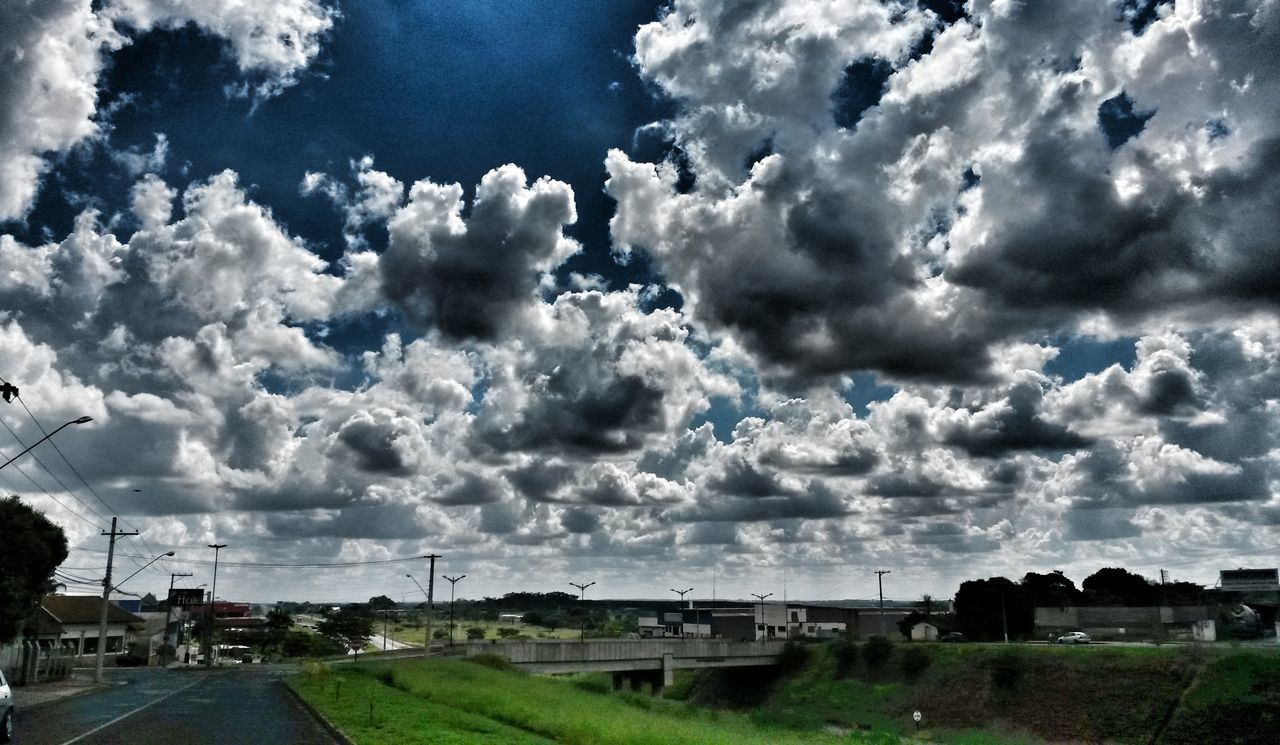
[864,635,894,670]
[833,641,859,676]
[777,641,809,673]
[900,647,931,681]
[466,626,486,640]
[989,651,1025,690]
[497,627,521,639]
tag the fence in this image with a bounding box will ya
[0,641,74,686]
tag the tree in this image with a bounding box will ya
[367,595,397,611]
[953,576,1030,641]
[0,496,69,642]
[317,605,374,654]
[1021,571,1081,608]
[466,626,485,640]
[265,608,293,645]
[1082,567,1158,606]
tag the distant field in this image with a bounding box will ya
[288,658,873,745]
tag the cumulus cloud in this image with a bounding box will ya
[0,0,335,222]
[382,165,580,340]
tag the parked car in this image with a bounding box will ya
[939,632,967,643]
[1055,631,1091,644]
[1,667,13,743]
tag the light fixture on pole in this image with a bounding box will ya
[205,544,226,668]
[0,415,92,470]
[94,517,138,683]
[671,587,692,638]
[443,574,466,645]
[875,570,891,637]
[751,593,773,641]
[569,581,595,644]
[407,573,429,648]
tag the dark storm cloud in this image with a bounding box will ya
[560,507,600,534]
[435,471,506,506]
[505,460,576,502]
[949,130,1197,314]
[636,424,716,479]
[478,501,522,535]
[336,414,413,475]
[684,521,739,545]
[940,375,1091,457]
[477,373,665,455]
[264,503,425,540]
[677,481,848,522]
[381,165,578,341]
[1063,508,1142,541]
[910,522,1000,554]
[707,456,797,497]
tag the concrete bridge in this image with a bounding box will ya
[462,639,787,695]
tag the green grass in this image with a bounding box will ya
[289,658,880,744]
[1160,653,1280,745]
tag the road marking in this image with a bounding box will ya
[57,677,205,745]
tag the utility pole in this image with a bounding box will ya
[671,587,692,638]
[570,581,595,643]
[443,574,466,645]
[95,517,138,683]
[1000,591,1009,644]
[751,593,773,640]
[424,554,441,651]
[205,544,226,668]
[875,570,891,637]
[162,572,192,665]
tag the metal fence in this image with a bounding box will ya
[0,641,74,686]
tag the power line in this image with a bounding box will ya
[0,414,108,525]
[68,547,431,568]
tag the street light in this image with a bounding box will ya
[205,544,226,667]
[443,575,466,645]
[569,581,595,644]
[95,549,171,682]
[752,593,773,641]
[407,573,430,648]
[0,415,92,470]
[671,587,692,638]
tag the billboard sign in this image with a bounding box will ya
[169,588,206,607]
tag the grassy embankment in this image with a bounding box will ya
[674,642,1280,744]
[289,643,1280,744]
[288,657,873,745]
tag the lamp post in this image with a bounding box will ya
[0,415,92,470]
[671,587,692,638]
[205,544,226,667]
[752,593,773,641]
[94,545,169,682]
[442,575,466,645]
[569,582,595,643]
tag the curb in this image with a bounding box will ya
[283,679,355,745]
[13,683,107,711]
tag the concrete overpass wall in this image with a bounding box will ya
[463,638,786,665]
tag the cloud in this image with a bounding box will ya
[0,0,335,222]
[382,165,580,340]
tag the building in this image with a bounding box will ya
[37,595,145,659]
[910,622,939,641]
[1219,568,1279,593]
[1035,606,1213,640]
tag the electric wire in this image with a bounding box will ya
[70,546,429,568]
[0,414,108,525]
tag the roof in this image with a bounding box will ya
[41,595,146,627]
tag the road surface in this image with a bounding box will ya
[16,667,339,745]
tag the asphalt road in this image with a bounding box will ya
[15,667,340,745]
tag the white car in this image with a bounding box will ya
[1,667,12,743]
[1055,631,1091,644]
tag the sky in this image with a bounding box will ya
[1,0,1278,606]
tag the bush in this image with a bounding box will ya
[989,651,1025,690]
[864,635,894,670]
[833,641,859,676]
[497,627,521,639]
[900,647,931,681]
[466,626,486,640]
[777,641,809,673]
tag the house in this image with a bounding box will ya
[38,595,145,659]
[910,622,939,641]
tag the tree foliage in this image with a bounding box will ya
[367,594,397,611]
[317,605,374,653]
[0,496,69,642]
[1082,567,1158,606]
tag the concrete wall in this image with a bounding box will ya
[465,638,786,665]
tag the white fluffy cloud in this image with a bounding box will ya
[0,0,334,221]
